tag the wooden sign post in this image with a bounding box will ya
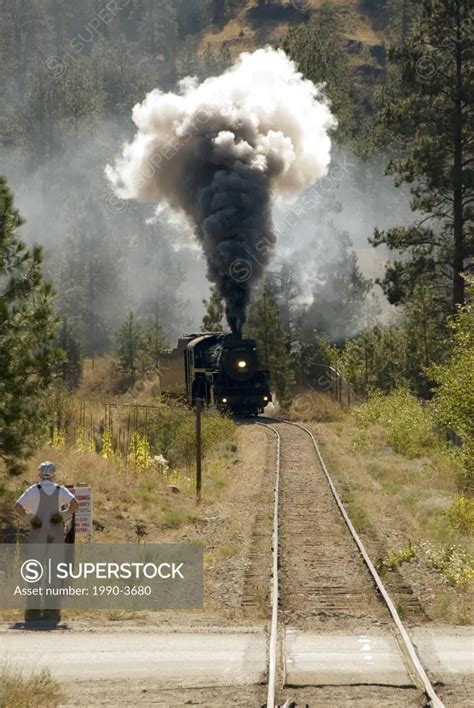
[195,399,202,504]
[71,486,93,540]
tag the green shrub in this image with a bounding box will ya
[146,398,236,467]
[446,496,474,535]
[161,508,189,528]
[354,388,439,458]
[424,543,474,587]
[376,543,417,574]
[427,292,474,492]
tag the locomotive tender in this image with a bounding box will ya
[160,333,272,416]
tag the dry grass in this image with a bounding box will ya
[0,398,271,624]
[287,389,345,422]
[313,412,473,623]
[79,356,122,399]
[1,384,238,546]
[0,665,61,708]
[5,438,231,544]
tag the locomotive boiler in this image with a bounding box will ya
[160,333,272,416]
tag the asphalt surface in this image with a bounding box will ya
[0,629,267,687]
[1,626,472,690]
[284,630,411,686]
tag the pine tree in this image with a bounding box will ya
[211,0,228,26]
[266,263,301,345]
[372,0,473,312]
[403,280,446,396]
[202,286,224,332]
[428,278,474,491]
[142,319,168,371]
[283,3,369,148]
[137,0,178,79]
[244,286,295,404]
[176,0,207,38]
[302,231,373,345]
[115,312,144,383]
[53,198,121,356]
[387,0,419,44]
[57,318,82,390]
[335,325,410,395]
[0,178,62,474]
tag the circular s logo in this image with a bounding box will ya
[292,393,315,419]
[229,258,253,283]
[105,192,128,214]
[21,559,44,583]
[44,55,67,79]
[292,0,315,10]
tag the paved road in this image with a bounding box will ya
[1,629,266,688]
[1,626,472,696]
[412,627,474,676]
[285,630,411,685]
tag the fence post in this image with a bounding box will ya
[195,398,203,504]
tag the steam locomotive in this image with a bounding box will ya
[160,333,272,416]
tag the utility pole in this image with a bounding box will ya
[263,288,269,368]
[195,398,202,504]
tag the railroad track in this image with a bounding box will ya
[256,417,444,708]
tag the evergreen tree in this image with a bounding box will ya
[202,285,224,331]
[131,218,187,342]
[57,318,82,390]
[92,34,150,117]
[211,0,228,26]
[428,278,473,490]
[302,231,373,345]
[283,3,370,148]
[334,324,410,394]
[403,279,446,395]
[0,178,62,474]
[387,0,418,44]
[244,286,295,404]
[176,0,207,37]
[266,263,301,346]
[137,0,178,79]
[142,319,168,371]
[372,0,473,311]
[2,0,53,96]
[115,312,144,383]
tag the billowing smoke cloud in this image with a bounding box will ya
[107,47,335,334]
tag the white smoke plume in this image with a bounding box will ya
[106,47,335,333]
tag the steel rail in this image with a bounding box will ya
[255,421,281,708]
[258,416,445,708]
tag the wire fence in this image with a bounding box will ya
[302,363,363,408]
[47,401,168,471]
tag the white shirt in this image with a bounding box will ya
[16,481,76,515]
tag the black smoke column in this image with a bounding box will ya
[107,48,335,330]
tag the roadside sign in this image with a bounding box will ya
[71,487,93,535]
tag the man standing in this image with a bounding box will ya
[15,461,78,622]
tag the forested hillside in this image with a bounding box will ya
[0,0,417,356]
[1,0,472,487]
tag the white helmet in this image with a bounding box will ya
[39,461,56,479]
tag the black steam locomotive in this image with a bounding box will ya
[160,333,272,416]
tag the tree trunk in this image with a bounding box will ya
[452,2,465,309]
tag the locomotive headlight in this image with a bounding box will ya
[263,396,269,401]
[222,397,228,403]
[237,360,247,369]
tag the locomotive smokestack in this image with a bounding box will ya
[107,48,335,331]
